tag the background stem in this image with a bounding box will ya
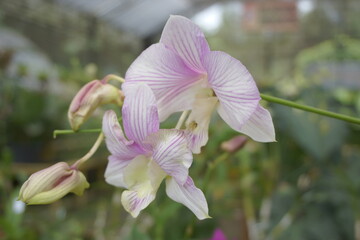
[260,94,360,125]
[53,128,101,138]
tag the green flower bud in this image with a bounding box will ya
[18,162,89,205]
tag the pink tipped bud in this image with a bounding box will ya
[209,228,227,240]
[18,162,89,205]
[220,136,248,153]
[68,80,124,131]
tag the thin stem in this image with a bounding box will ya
[53,128,101,138]
[54,117,122,138]
[175,110,190,129]
[260,94,360,125]
[202,152,230,189]
[72,132,104,168]
[102,74,125,84]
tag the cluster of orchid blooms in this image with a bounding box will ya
[18,16,275,220]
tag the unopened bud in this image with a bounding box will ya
[221,136,248,153]
[209,228,227,240]
[68,80,124,131]
[18,162,89,205]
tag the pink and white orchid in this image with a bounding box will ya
[125,15,275,153]
[102,83,209,219]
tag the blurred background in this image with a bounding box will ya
[1,0,360,239]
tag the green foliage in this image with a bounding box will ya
[58,59,96,85]
[2,1,360,239]
[296,35,360,70]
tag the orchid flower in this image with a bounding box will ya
[102,83,209,219]
[125,15,275,153]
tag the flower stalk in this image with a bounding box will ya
[260,94,360,125]
[202,152,230,189]
[53,128,102,138]
[72,132,104,168]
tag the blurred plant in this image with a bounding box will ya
[0,147,36,239]
[294,35,360,89]
[0,192,35,240]
[59,58,97,85]
[5,11,360,240]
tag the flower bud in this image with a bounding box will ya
[68,80,124,131]
[209,228,227,240]
[18,162,89,205]
[220,136,248,153]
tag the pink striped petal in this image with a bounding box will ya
[166,176,210,220]
[160,15,210,72]
[185,96,218,154]
[125,43,203,121]
[122,83,159,144]
[239,105,276,142]
[145,129,192,185]
[203,51,260,130]
[121,190,156,218]
[121,156,166,217]
[102,110,142,160]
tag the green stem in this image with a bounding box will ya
[54,118,122,138]
[202,152,230,189]
[53,128,101,138]
[260,94,360,125]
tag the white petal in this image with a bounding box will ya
[122,83,159,144]
[125,43,203,121]
[104,155,130,188]
[239,105,276,142]
[160,15,210,72]
[102,110,143,160]
[202,51,260,129]
[166,177,210,220]
[145,129,192,185]
[156,80,204,121]
[121,155,166,217]
[185,95,218,154]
